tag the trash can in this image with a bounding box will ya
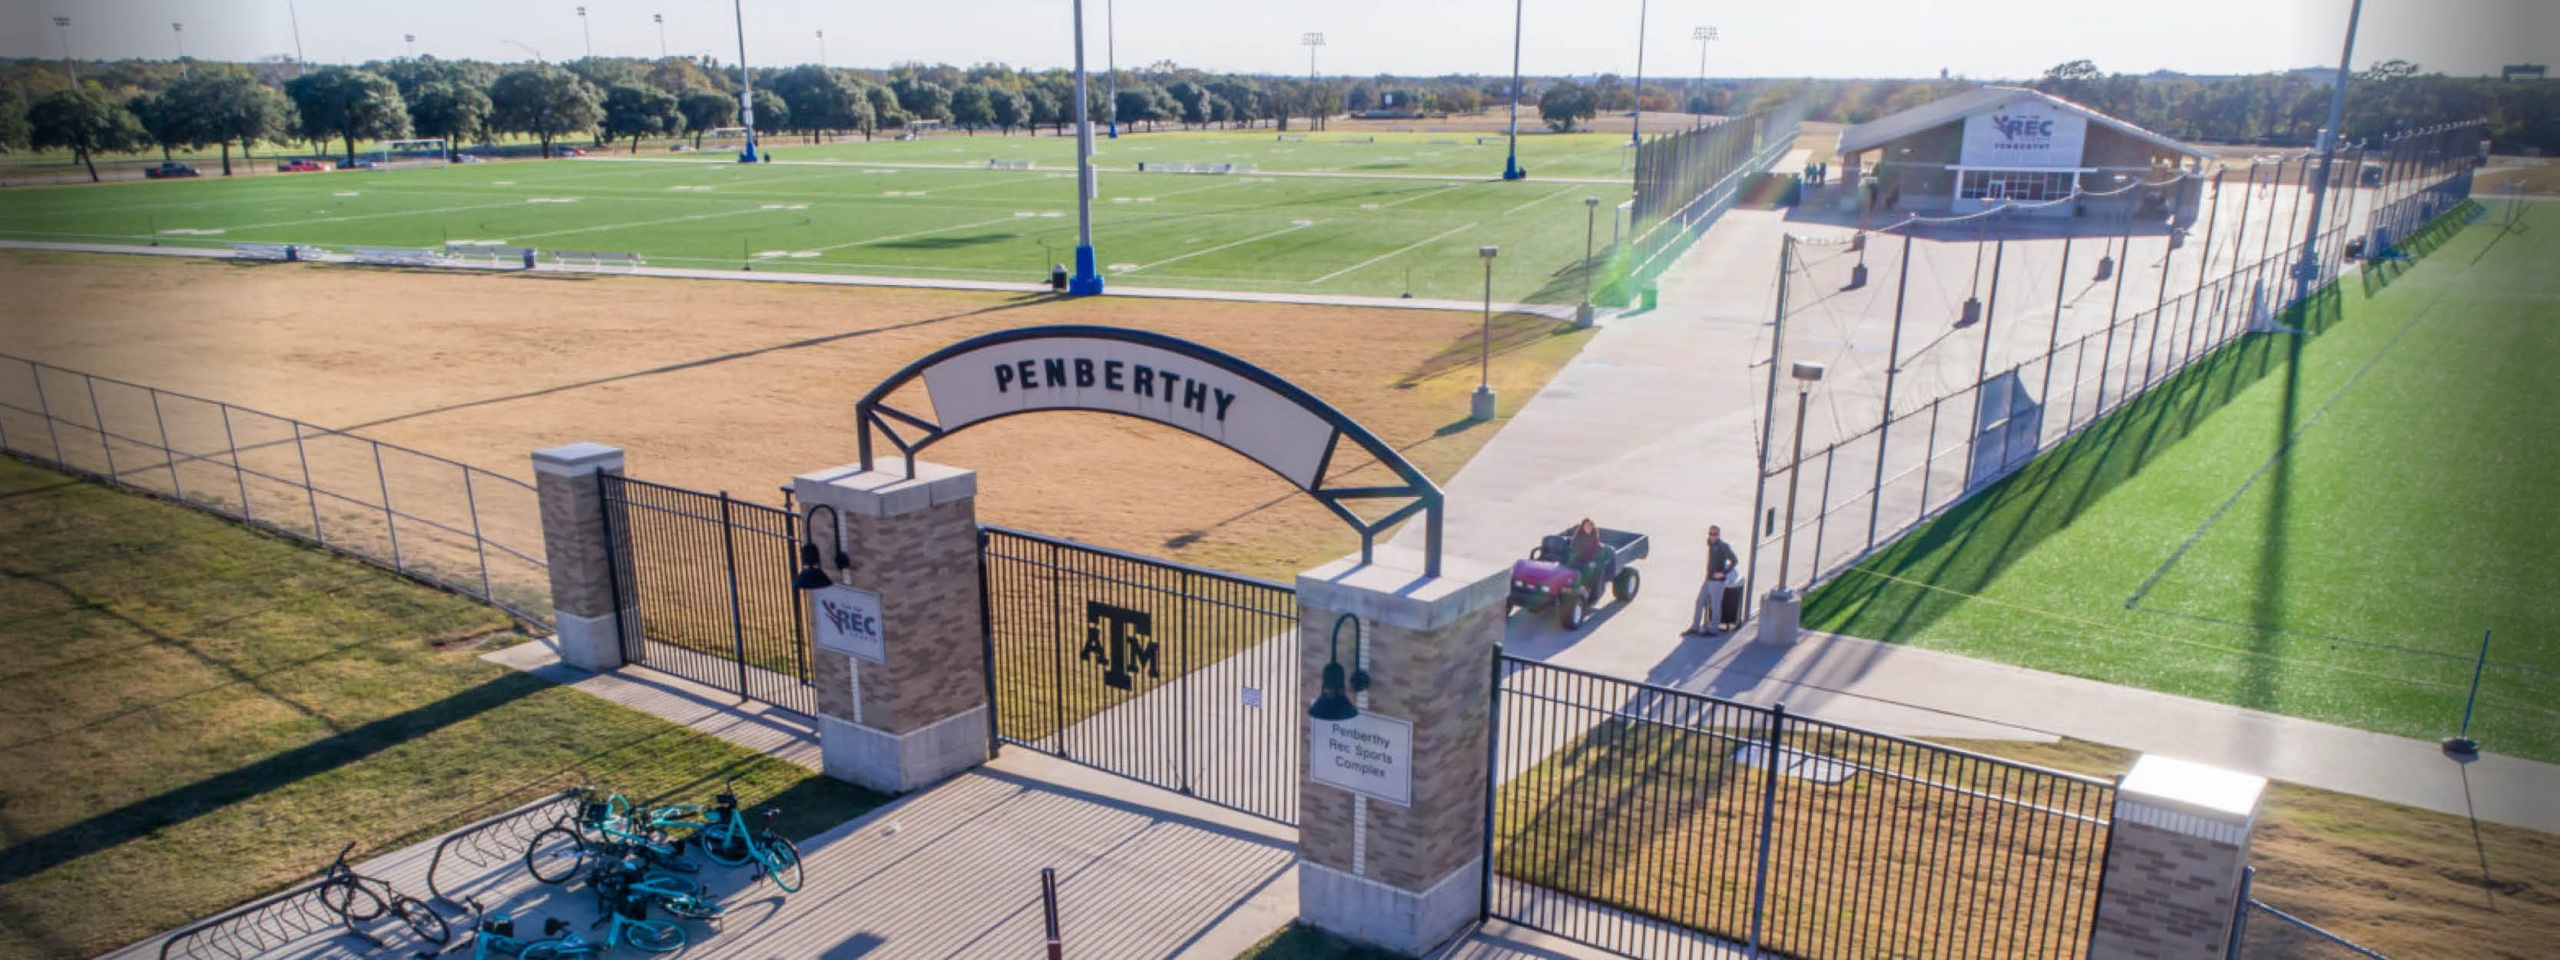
[1049,263,1069,292]
[1640,285,1659,311]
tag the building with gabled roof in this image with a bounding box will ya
[1832,86,2215,221]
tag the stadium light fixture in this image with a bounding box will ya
[816,30,826,69]
[52,16,74,84]
[173,23,187,77]
[403,33,414,60]
[654,15,667,59]
[792,504,851,591]
[1691,26,1717,129]
[1069,0,1105,294]
[577,6,592,60]
[1502,0,1526,180]
[1306,614,1370,722]
[1302,33,1324,131]
[1474,246,1500,421]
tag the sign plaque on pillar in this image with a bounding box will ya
[1310,712,1414,807]
[811,584,887,664]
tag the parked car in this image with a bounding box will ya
[143,162,199,179]
[340,158,376,171]
[277,159,331,173]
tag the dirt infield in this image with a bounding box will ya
[0,251,1588,579]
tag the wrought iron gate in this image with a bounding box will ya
[599,474,815,715]
[980,526,1300,824]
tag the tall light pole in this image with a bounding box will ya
[1630,0,1650,146]
[1691,26,1717,129]
[654,15,668,59]
[1303,33,1325,132]
[1473,246,1501,420]
[286,0,308,75]
[51,17,74,84]
[1104,0,1118,138]
[1069,0,1104,294]
[2296,0,2365,307]
[732,0,759,162]
[404,33,415,59]
[173,23,187,77]
[1577,197,1601,326]
[1502,0,1526,180]
[816,30,826,68]
[577,6,592,60]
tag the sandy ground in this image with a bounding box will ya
[0,250,1588,581]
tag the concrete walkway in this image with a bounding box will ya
[0,239,1580,321]
[1390,206,2560,836]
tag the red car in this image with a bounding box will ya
[277,159,331,173]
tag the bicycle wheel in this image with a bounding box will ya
[319,879,388,923]
[762,835,803,894]
[394,897,452,945]
[619,919,687,954]
[524,826,588,884]
[661,896,725,923]
[696,821,751,867]
[520,939,590,960]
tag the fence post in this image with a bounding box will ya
[84,375,117,483]
[2226,866,2255,958]
[716,491,752,705]
[1746,702,1787,957]
[1868,232,1916,552]
[1743,237,1794,623]
[1480,642,1504,922]
[463,467,493,601]
[2086,755,2266,960]
[221,405,253,525]
[531,443,628,672]
[292,421,324,545]
[150,390,182,499]
[370,440,398,570]
[30,361,66,466]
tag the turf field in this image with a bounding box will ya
[1803,200,2560,763]
[0,130,1649,303]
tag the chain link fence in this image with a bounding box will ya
[0,354,551,625]
[1604,100,1807,303]
[1746,121,2485,599]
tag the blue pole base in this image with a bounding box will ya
[1502,152,1527,181]
[1070,244,1106,295]
[739,142,760,164]
[1107,121,1119,139]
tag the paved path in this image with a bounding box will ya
[1391,207,2560,835]
[0,240,1579,321]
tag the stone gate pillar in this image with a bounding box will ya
[1294,552,1508,956]
[533,442,626,673]
[791,458,990,794]
[2087,755,2268,960]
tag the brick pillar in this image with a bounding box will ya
[1295,552,1507,956]
[2088,755,2268,960]
[532,442,627,673]
[791,458,990,794]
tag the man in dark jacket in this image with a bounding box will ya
[1689,526,1740,636]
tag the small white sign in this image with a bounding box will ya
[1310,712,1414,807]
[811,584,886,664]
[1240,686,1263,709]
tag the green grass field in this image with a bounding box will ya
[0,457,884,960]
[1804,200,2560,763]
[0,130,1646,303]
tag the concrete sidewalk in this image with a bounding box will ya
[1391,207,2560,835]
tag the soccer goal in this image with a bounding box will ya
[374,139,449,169]
[701,127,752,153]
[900,119,944,140]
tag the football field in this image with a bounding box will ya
[1803,198,2560,762]
[0,130,1650,303]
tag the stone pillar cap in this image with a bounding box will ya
[532,442,625,476]
[1298,549,1507,632]
[795,458,978,518]
[2120,754,2266,825]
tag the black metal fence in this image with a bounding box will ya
[598,474,814,715]
[1488,656,2117,960]
[981,526,1300,824]
[2227,868,2397,959]
[0,353,550,624]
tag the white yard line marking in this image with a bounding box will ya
[1122,221,1319,273]
[506,205,778,242]
[801,214,1029,253]
[216,198,533,233]
[1306,221,1479,285]
[1502,186,1576,217]
[1376,183,1467,210]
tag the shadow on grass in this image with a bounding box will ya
[2359,200,2480,300]
[1800,285,2348,645]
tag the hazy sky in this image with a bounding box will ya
[4,0,2549,81]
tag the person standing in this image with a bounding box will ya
[1689,525,1741,636]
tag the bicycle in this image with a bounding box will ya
[434,900,572,960]
[583,872,692,953]
[689,779,804,893]
[317,842,452,948]
[590,849,725,926]
[525,790,695,885]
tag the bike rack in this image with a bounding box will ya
[423,790,584,909]
[157,876,387,960]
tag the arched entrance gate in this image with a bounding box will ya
[845,325,1444,823]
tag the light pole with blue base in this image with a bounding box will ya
[732,0,760,163]
[1069,0,1106,294]
[1501,0,1527,180]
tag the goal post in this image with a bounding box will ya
[700,126,752,152]
[375,138,449,169]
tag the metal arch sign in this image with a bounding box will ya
[853,325,1446,574]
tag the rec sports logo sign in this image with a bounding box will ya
[1961,104,2087,169]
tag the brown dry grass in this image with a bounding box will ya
[1949,740,2560,960]
[2474,160,2560,197]
[0,251,1589,581]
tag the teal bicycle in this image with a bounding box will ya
[436,901,572,960]
[684,779,804,893]
[525,790,696,885]
[591,847,725,926]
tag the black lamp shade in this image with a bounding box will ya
[791,542,833,591]
[1308,662,1358,721]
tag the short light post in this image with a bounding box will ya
[2443,629,2492,760]
[576,6,592,60]
[1473,246,1501,421]
[1577,196,1601,327]
[52,16,74,84]
[1762,360,1825,645]
[1690,27,1716,129]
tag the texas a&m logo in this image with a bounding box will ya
[1081,601,1160,691]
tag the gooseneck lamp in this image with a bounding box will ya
[792,503,850,591]
[1306,613,1371,722]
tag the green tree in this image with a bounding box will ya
[950,83,994,134]
[988,85,1032,134]
[190,72,291,174]
[127,91,190,161]
[891,77,953,124]
[601,84,683,153]
[408,81,491,158]
[1539,80,1597,133]
[29,85,147,182]
[285,67,412,165]
[488,66,604,158]
[679,90,738,148]
[0,88,32,153]
[769,66,860,142]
